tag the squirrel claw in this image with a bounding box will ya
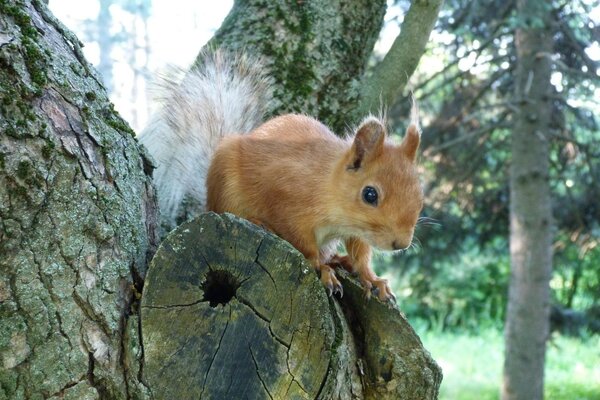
[320,265,343,298]
[334,283,344,298]
[360,277,395,304]
[327,282,344,298]
[378,286,396,304]
[389,292,397,303]
[372,286,380,298]
[383,292,397,308]
[326,283,334,297]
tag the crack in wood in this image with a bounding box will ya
[135,312,152,396]
[254,239,277,289]
[284,330,309,397]
[73,289,110,331]
[140,298,204,309]
[31,251,61,343]
[118,300,133,399]
[200,304,231,399]
[200,251,213,272]
[236,296,291,349]
[55,310,73,350]
[315,297,343,399]
[249,345,274,400]
[87,351,108,397]
[159,334,196,374]
[46,375,87,398]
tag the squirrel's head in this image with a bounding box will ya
[336,116,423,251]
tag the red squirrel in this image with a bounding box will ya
[140,51,423,302]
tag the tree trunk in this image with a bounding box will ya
[0,1,442,398]
[205,0,440,132]
[141,213,442,399]
[503,2,554,399]
[0,1,158,398]
[204,0,388,133]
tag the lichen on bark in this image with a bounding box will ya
[0,1,158,398]
[203,0,387,133]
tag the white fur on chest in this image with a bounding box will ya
[315,226,346,262]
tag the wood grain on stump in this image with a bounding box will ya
[141,212,441,399]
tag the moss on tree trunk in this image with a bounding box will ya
[204,0,387,133]
[0,1,442,398]
[0,1,158,398]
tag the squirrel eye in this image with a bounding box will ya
[362,186,378,206]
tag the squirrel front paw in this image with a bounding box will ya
[318,264,343,298]
[327,256,396,303]
[360,276,396,303]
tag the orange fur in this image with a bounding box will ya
[206,113,423,301]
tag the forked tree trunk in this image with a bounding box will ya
[0,1,158,398]
[503,1,554,399]
[1,1,442,398]
[204,0,388,133]
[206,0,441,132]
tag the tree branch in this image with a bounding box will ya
[426,120,509,155]
[358,0,443,114]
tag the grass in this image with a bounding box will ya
[415,327,600,400]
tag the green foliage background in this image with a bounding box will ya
[377,0,600,333]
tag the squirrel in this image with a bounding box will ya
[140,50,423,302]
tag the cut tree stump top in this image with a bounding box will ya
[141,212,442,400]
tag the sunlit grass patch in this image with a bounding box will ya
[545,333,600,400]
[416,326,600,400]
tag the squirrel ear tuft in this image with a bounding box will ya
[348,118,385,170]
[400,124,420,162]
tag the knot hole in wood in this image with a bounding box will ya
[200,269,240,307]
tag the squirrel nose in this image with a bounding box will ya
[392,240,406,250]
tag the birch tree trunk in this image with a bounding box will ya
[503,2,554,399]
[0,1,158,398]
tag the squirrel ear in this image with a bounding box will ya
[400,124,420,162]
[347,117,385,170]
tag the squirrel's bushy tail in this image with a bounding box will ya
[139,50,272,230]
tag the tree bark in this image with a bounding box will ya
[141,213,442,399]
[503,2,554,399]
[204,0,441,131]
[202,0,443,132]
[0,1,442,398]
[203,0,387,133]
[0,1,158,398]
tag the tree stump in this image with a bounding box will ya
[141,213,442,399]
